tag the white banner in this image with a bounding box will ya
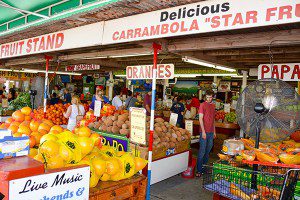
[258,63,300,81]
[102,0,300,44]
[0,22,104,59]
[130,107,147,145]
[66,64,101,72]
[9,166,90,200]
[126,64,174,79]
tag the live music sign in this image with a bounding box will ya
[126,64,174,79]
[258,63,300,81]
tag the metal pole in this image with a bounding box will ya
[44,55,52,117]
[146,42,161,200]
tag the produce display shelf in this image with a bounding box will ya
[242,160,300,169]
[89,174,147,200]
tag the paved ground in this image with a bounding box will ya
[150,174,213,200]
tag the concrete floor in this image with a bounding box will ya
[150,174,213,200]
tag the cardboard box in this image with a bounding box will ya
[0,136,29,159]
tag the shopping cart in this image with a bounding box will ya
[202,162,300,200]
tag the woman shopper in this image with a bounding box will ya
[89,86,109,110]
[63,96,85,131]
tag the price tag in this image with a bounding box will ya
[224,103,231,113]
[2,98,8,108]
[169,113,178,126]
[94,100,102,117]
[185,120,193,136]
[130,107,147,145]
[231,100,237,110]
[215,101,221,110]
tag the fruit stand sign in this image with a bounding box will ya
[185,120,193,136]
[169,113,178,126]
[130,107,147,145]
[126,64,174,79]
[258,63,300,81]
[65,64,100,72]
[98,131,129,151]
[94,100,102,117]
[9,166,90,200]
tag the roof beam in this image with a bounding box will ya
[167,29,300,52]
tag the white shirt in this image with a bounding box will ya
[112,95,123,110]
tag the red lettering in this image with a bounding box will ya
[158,65,164,78]
[5,45,9,56]
[113,31,119,40]
[9,43,16,56]
[211,16,220,28]
[38,37,45,51]
[134,28,142,38]
[46,35,55,50]
[180,21,188,32]
[26,39,32,53]
[279,6,292,20]
[139,67,145,78]
[133,67,138,79]
[246,11,257,24]
[19,41,24,54]
[55,33,64,48]
[145,66,151,78]
[150,25,160,35]
[170,22,179,33]
[119,31,125,40]
[32,38,39,52]
[126,67,132,79]
[190,19,199,31]
[291,65,300,79]
[281,65,290,79]
[296,4,300,17]
[161,24,169,34]
[127,29,133,39]
[271,65,279,79]
[232,13,244,26]
[261,65,270,79]
[142,27,149,37]
[222,14,232,26]
[266,7,277,21]
[165,65,171,78]
[0,45,5,58]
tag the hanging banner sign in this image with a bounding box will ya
[126,64,174,79]
[258,63,300,81]
[0,22,104,59]
[130,107,147,145]
[0,71,37,79]
[9,166,90,200]
[65,64,100,72]
[102,0,300,44]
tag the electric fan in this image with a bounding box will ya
[236,78,300,146]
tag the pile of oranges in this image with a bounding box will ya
[33,103,70,125]
[0,107,67,148]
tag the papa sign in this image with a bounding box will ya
[258,63,300,81]
[126,64,174,79]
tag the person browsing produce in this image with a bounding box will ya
[170,96,185,128]
[89,86,109,110]
[63,96,85,131]
[196,90,216,177]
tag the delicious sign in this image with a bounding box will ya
[126,64,174,79]
[102,0,300,44]
[0,22,104,59]
[258,63,300,81]
[9,166,90,200]
[65,64,100,72]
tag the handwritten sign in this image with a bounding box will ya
[94,100,102,117]
[9,166,90,200]
[169,113,178,126]
[185,120,193,136]
[130,107,147,145]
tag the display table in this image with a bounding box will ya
[89,174,147,200]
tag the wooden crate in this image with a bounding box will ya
[89,174,147,200]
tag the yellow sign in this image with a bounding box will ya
[130,107,146,145]
[0,71,37,80]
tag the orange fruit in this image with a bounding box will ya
[21,107,32,116]
[31,132,42,144]
[40,134,58,144]
[90,133,101,146]
[43,119,54,127]
[18,125,31,136]
[5,117,14,125]
[12,110,25,122]
[48,130,59,135]
[39,140,60,158]
[12,132,22,137]
[29,136,36,148]
[34,153,45,163]
[92,158,106,176]
[28,148,38,158]
[46,156,65,169]
[11,121,20,127]
[39,129,48,136]
[20,121,30,127]
[106,158,120,175]
[30,120,40,132]
[8,125,18,134]
[25,116,32,121]
[38,123,51,132]
[78,137,94,156]
[76,127,91,137]
[50,125,63,133]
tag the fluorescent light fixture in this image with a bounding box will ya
[216,66,236,72]
[232,75,249,78]
[110,53,154,58]
[0,68,24,72]
[175,74,197,78]
[81,56,107,60]
[23,69,81,76]
[202,74,237,77]
[115,75,126,77]
[182,56,215,68]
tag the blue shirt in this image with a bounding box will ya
[171,102,185,124]
[64,93,71,104]
[89,95,110,110]
[50,98,59,105]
